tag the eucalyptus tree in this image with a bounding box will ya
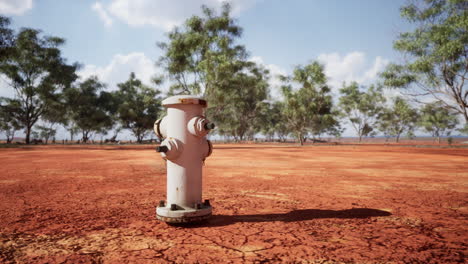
[116,72,162,143]
[260,101,289,142]
[65,76,114,143]
[0,28,79,144]
[0,16,14,62]
[36,125,56,144]
[209,64,269,141]
[339,82,385,142]
[381,0,468,123]
[158,3,246,96]
[419,102,459,143]
[158,3,269,138]
[280,61,334,145]
[377,97,419,142]
[0,99,21,143]
[310,111,342,141]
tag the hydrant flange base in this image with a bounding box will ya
[156,205,212,223]
[156,213,212,224]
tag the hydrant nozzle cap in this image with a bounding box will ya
[156,145,169,153]
[204,122,215,130]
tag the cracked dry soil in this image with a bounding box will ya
[0,144,466,263]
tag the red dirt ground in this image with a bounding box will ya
[0,144,467,263]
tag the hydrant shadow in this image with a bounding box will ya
[187,208,391,228]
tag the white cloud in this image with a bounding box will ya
[362,56,389,83]
[92,2,113,27]
[102,0,258,31]
[0,0,33,15]
[317,51,389,93]
[78,52,165,92]
[250,56,287,100]
[250,52,390,102]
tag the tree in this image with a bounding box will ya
[377,97,419,142]
[260,101,289,142]
[36,125,56,144]
[419,102,459,143]
[158,3,269,138]
[0,99,21,143]
[116,73,162,143]
[381,0,468,123]
[158,3,246,97]
[0,16,14,62]
[310,110,343,141]
[280,61,334,145]
[65,76,114,143]
[38,96,69,141]
[210,64,269,141]
[339,82,385,142]
[0,28,78,144]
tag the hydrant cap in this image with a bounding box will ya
[162,95,207,108]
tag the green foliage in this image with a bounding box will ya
[0,99,21,143]
[280,61,335,145]
[158,3,247,97]
[260,101,289,142]
[210,64,269,141]
[310,110,343,140]
[64,76,114,143]
[377,97,419,142]
[0,16,14,62]
[0,28,79,144]
[381,0,468,122]
[116,73,162,143]
[36,125,56,144]
[339,82,385,142]
[419,102,459,143]
[158,3,269,140]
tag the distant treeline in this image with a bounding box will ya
[0,1,467,145]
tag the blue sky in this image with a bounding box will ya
[0,0,416,139]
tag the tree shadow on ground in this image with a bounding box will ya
[182,208,391,228]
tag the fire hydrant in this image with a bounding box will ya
[154,95,214,223]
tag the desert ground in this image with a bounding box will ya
[0,143,466,263]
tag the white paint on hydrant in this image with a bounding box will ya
[154,95,214,223]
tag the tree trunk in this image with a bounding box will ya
[396,134,400,143]
[25,126,32,144]
[358,134,362,142]
[6,130,15,143]
[437,136,441,144]
[82,131,89,143]
[462,105,468,124]
[70,131,74,141]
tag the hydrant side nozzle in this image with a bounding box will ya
[204,122,215,130]
[156,146,169,153]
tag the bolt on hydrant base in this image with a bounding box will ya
[154,95,214,224]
